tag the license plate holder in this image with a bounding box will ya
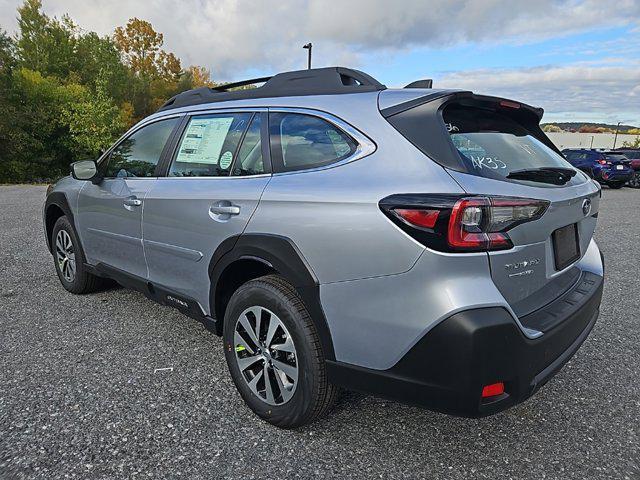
[552,223,580,270]
[616,165,624,170]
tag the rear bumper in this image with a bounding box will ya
[327,268,603,417]
[599,169,633,182]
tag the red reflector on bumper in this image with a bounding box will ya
[482,382,505,398]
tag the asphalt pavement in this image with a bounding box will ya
[0,184,638,479]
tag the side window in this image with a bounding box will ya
[169,113,252,177]
[104,117,178,178]
[269,113,356,172]
[232,114,265,176]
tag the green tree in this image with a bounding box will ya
[622,136,640,148]
[16,0,77,79]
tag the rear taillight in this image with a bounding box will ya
[380,194,549,253]
[394,208,439,229]
[597,159,610,165]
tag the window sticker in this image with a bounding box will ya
[219,151,233,169]
[176,117,234,164]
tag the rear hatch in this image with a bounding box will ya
[383,92,600,318]
[603,153,632,171]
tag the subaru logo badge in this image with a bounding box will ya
[582,198,591,216]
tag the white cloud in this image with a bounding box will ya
[437,63,640,125]
[1,0,639,123]
[1,0,639,78]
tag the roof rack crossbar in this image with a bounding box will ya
[212,76,273,92]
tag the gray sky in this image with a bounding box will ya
[1,0,639,125]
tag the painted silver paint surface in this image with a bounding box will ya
[47,87,604,372]
[142,175,270,307]
[447,169,600,310]
[76,178,156,279]
[320,238,603,370]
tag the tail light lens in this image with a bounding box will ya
[598,159,611,165]
[380,194,549,253]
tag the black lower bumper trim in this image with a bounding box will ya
[327,272,603,417]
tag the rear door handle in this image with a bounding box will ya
[123,196,142,207]
[209,205,240,215]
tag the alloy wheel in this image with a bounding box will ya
[233,306,298,406]
[55,230,76,283]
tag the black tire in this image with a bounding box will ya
[608,181,625,189]
[223,274,337,428]
[627,172,640,189]
[51,216,106,294]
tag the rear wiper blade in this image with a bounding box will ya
[507,167,577,185]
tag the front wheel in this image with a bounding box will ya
[51,216,106,294]
[627,172,640,189]
[223,274,337,428]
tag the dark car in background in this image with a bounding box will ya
[562,149,633,189]
[615,148,640,188]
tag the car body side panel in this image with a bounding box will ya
[142,176,271,312]
[76,178,156,279]
[246,112,466,283]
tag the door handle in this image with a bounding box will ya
[209,204,240,216]
[123,196,142,207]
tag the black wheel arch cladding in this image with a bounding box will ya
[209,233,336,361]
[44,191,76,254]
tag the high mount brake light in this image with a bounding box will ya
[379,194,549,253]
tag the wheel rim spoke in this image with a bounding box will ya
[264,314,279,348]
[238,313,260,348]
[272,359,298,383]
[234,305,298,406]
[55,230,76,282]
[263,363,276,404]
[234,331,256,355]
[237,354,263,372]
[246,369,264,397]
[274,367,295,403]
[271,336,295,353]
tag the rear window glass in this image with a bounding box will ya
[443,105,581,185]
[269,113,356,172]
[605,154,628,162]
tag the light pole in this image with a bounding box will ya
[613,121,621,149]
[303,43,312,70]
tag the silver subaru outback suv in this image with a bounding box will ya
[44,67,604,428]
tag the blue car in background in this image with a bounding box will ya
[562,149,634,189]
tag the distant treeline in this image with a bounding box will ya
[542,122,640,134]
[0,0,217,183]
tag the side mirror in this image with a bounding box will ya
[71,160,101,183]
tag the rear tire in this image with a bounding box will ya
[223,274,337,428]
[51,216,106,294]
[627,172,640,189]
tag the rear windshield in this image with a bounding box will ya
[443,104,583,185]
[605,154,628,162]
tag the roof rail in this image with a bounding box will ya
[211,76,272,92]
[158,67,386,111]
[405,79,433,89]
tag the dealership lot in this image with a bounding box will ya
[0,185,638,479]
